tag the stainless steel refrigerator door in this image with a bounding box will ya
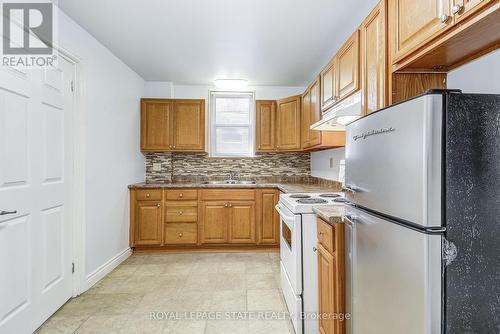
[344,205,442,334]
[345,94,443,227]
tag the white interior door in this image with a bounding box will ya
[0,55,75,334]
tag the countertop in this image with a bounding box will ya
[313,205,345,225]
[128,181,341,194]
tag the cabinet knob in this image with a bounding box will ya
[224,203,228,207]
[146,193,150,198]
[179,211,183,215]
[178,233,183,238]
[319,231,324,236]
[228,203,232,207]
[452,4,462,14]
[439,14,449,23]
[169,145,172,148]
[173,145,176,149]
[157,203,161,208]
[179,193,183,198]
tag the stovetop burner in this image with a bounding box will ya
[289,194,311,199]
[333,197,348,203]
[296,198,328,204]
[319,193,341,198]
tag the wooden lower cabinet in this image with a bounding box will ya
[257,189,280,245]
[134,201,162,246]
[164,222,197,245]
[228,201,256,244]
[201,201,229,244]
[317,218,345,334]
[318,244,337,334]
[130,187,279,249]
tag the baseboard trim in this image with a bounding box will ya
[83,247,132,292]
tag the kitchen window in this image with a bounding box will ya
[210,92,255,157]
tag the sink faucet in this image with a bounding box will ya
[228,171,237,181]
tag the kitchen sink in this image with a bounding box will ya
[201,180,256,185]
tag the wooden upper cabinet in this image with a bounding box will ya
[452,0,490,23]
[303,78,333,150]
[320,57,337,112]
[389,0,453,63]
[172,100,205,151]
[361,0,387,115]
[135,201,162,246]
[337,30,361,101]
[141,100,171,151]
[140,98,205,152]
[228,201,256,244]
[256,100,276,152]
[201,201,228,244]
[276,95,301,151]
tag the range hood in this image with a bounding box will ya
[311,91,363,131]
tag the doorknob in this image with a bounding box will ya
[0,210,17,216]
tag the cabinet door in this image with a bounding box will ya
[135,201,162,246]
[308,78,321,147]
[228,201,256,244]
[258,190,280,245]
[201,201,228,244]
[452,0,489,23]
[336,30,360,101]
[361,1,387,115]
[318,245,337,334]
[301,89,311,148]
[276,95,301,151]
[320,58,337,112]
[172,100,205,151]
[140,100,171,151]
[390,0,453,62]
[256,100,276,152]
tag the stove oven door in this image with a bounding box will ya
[276,204,302,295]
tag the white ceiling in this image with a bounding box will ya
[58,0,378,86]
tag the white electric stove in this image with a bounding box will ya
[275,192,345,334]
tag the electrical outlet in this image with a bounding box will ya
[152,163,162,171]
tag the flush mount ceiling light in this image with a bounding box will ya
[213,79,248,90]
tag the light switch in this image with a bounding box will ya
[329,157,334,168]
[152,163,162,171]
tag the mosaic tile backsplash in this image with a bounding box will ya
[145,152,311,183]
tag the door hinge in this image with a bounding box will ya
[72,262,75,274]
[71,80,75,92]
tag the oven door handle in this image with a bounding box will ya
[275,205,296,223]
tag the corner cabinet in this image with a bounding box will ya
[140,98,205,152]
[276,95,302,151]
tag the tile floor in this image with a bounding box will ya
[36,252,294,334]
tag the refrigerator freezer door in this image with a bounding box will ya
[344,205,442,334]
[345,94,443,227]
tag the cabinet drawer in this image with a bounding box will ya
[165,201,198,222]
[317,218,334,254]
[164,222,197,245]
[166,189,198,200]
[136,189,162,201]
[201,189,255,201]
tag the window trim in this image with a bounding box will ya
[209,91,255,158]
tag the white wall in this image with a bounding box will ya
[144,82,306,100]
[447,49,500,93]
[58,9,145,280]
[311,148,345,182]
